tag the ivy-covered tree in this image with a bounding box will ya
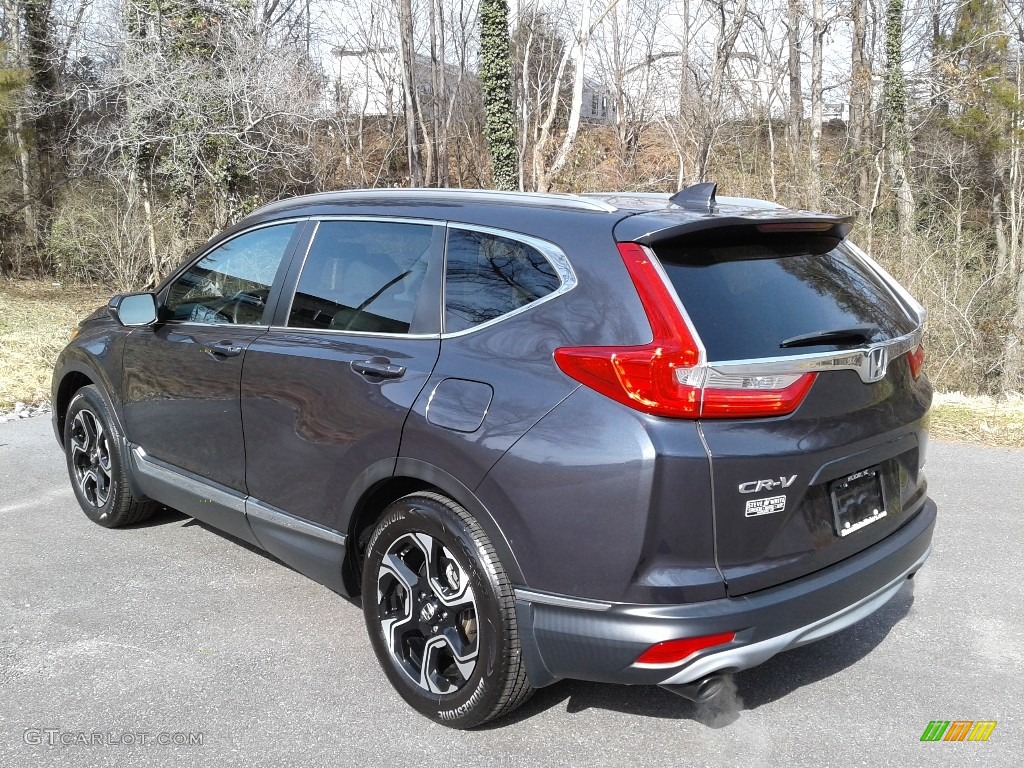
[480,0,518,190]
[882,0,915,240]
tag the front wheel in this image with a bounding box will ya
[64,385,158,528]
[362,492,533,728]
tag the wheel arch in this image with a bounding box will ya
[54,367,97,447]
[53,349,124,448]
[341,458,524,596]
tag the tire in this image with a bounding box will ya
[63,385,159,528]
[362,492,534,728]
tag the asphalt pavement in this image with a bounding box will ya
[0,414,1020,767]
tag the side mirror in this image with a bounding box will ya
[108,293,158,327]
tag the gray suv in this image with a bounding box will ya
[52,184,936,727]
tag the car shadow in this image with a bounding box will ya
[122,505,189,528]
[482,579,916,730]
[126,507,281,562]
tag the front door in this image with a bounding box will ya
[122,222,303,493]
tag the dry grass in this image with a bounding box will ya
[0,279,109,409]
[930,393,1024,449]
[1,279,1023,448]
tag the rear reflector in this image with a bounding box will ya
[701,373,817,418]
[553,243,816,419]
[635,632,736,666]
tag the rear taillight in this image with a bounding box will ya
[907,344,925,379]
[553,243,816,419]
[634,632,736,666]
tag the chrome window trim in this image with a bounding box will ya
[283,217,445,334]
[246,498,347,545]
[440,222,578,339]
[266,326,440,341]
[157,322,268,331]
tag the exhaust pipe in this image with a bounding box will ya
[660,674,727,703]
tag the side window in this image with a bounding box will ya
[287,220,436,334]
[164,223,297,325]
[444,229,560,333]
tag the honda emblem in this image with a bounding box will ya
[865,347,888,382]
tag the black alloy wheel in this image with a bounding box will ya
[362,492,533,728]
[63,385,158,528]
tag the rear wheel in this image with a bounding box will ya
[362,492,533,728]
[64,385,158,528]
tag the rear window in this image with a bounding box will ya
[653,237,917,361]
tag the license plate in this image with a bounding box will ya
[830,466,888,537]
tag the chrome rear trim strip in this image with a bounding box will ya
[708,326,924,385]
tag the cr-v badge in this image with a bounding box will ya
[738,476,797,494]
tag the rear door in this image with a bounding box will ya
[240,218,444,533]
[649,230,931,596]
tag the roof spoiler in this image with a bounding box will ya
[616,181,854,246]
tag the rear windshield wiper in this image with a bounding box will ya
[779,324,880,349]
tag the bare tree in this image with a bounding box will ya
[528,0,621,192]
[786,0,802,160]
[808,0,824,206]
[397,0,426,185]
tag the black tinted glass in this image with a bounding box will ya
[444,229,559,333]
[288,221,435,334]
[165,224,297,325]
[655,239,917,360]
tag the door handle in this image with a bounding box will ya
[351,357,406,379]
[207,340,244,358]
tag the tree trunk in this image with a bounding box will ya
[23,0,58,244]
[850,0,871,209]
[786,0,802,165]
[677,0,691,187]
[1005,265,1024,393]
[434,0,449,187]
[809,0,824,207]
[13,109,36,249]
[397,0,424,186]
[7,0,37,250]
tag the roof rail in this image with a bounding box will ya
[670,182,718,213]
[252,188,618,215]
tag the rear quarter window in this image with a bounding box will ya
[444,228,561,333]
[653,238,918,361]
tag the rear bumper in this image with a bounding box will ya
[514,498,936,687]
